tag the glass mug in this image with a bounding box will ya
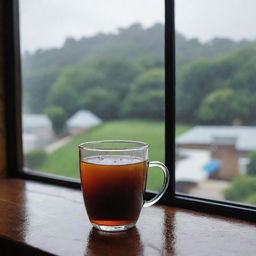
[79,140,169,232]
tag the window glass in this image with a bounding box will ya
[175,0,256,205]
[19,0,164,191]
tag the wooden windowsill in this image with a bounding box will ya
[0,179,255,255]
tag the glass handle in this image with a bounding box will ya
[143,161,170,207]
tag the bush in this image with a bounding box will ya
[245,193,256,205]
[247,151,256,176]
[223,175,256,203]
[25,149,47,169]
[45,106,67,135]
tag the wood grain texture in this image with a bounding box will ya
[0,179,255,256]
[0,0,6,178]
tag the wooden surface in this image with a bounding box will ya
[0,0,6,178]
[0,179,256,256]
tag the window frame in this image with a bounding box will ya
[4,0,256,221]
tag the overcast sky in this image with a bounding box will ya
[20,0,256,52]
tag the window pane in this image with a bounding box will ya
[20,0,164,191]
[175,0,256,205]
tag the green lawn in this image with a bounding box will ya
[36,120,191,191]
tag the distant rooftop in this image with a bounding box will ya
[66,110,101,129]
[176,126,256,151]
[23,114,52,130]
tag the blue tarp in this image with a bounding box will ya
[203,160,221,174]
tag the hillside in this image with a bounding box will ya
[21,22,256,126]
[22,23,253,73]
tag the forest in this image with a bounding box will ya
[22,23,256,132]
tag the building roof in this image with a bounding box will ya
[23,114,52,130]
[176,126,256,151]
[66,110,101,129]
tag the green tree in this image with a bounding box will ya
[177,46,256,124]
[48,58,141,120]
[225,46,256,92]
[94,58,142,99]
[48,66,106,116]
[22,23,164,73]
[135,57,164,70]
[198,88,255,124]
[80,88,119,120]
[22,23,249,76]
[22,67,60,113]
[176,59,221,123]
[123,68,164,119]
[124,90,164,119]
[45,106,67,135]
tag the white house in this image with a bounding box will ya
[176,126,256,182]
[22,114,54,152]
[66,110,102,135]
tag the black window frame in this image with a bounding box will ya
[3,0,256,221]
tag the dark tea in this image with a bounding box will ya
[80,155,148,226]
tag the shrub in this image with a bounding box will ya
[25,149,47,169]
[223,175,256,203]
[245,193,256,205]
[45,106,67,135]
[247,151,256,176]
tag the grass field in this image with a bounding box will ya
[36,120,191,191]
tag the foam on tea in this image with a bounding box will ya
[84,155,144,165]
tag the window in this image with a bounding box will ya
[18,0,165,191]
[4,0,256,220]
[175,0,256,210]
[172,0,256,220]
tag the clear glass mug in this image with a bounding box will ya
[79,140,169,232]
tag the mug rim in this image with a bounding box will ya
[78,140,148,152]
